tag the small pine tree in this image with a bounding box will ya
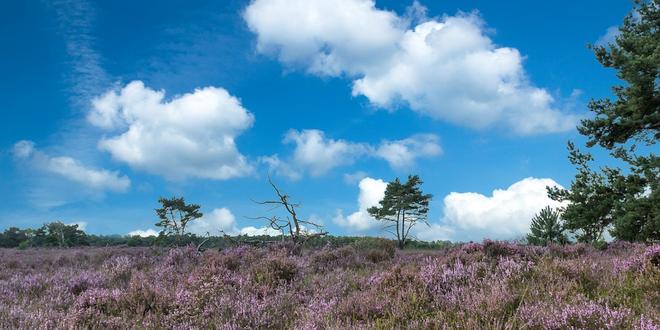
[368,175,432,249]
[527,206,568,246]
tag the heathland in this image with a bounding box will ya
[1,240,658,329]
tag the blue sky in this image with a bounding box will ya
[0,0,632,241]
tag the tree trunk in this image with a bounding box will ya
[399,211,406,249]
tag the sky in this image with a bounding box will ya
[0,0,633,242]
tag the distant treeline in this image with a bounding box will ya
[0,221,453,250]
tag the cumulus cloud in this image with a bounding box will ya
[128,229,159,237]
[244,0,402,76]
[283,129,370,176]
[333,177,387,231]
[416,177,565,242]
[188,207,282,236]
[374,134,441,169]
[188,208,239,235]
[88,81,254,180]
[267,129,441,178]
[244,0,577,134]
[12,140,130,192]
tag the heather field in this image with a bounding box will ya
[0,241,658,329]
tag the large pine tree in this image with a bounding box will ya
[549,0,659,242]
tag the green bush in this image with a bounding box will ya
[251,256,299,287]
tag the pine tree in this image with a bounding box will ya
[527,206,568,246]
[550,0,659,242]
[155,197,203,245]
[368,175,432,249]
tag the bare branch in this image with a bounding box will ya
[250,175,327,244]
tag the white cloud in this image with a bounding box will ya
[188,207,282,237]
[416,177,564,242]
[244,0,577,134]
[270,129,441,178]
[12,140,130,192]
[259,155,303,181]
[283,129,370,176]
[88,81,254,181]
[13,140,35,158]
[595,25,619,46]
[244,0,402,77]
[343,171,368,184]
[333,177,387,231]
[128,229,159,237]
[375,134,441,169]
[239,226,282,236]
[188,208,239,235]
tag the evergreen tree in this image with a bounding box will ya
[155,197,203,245]
[550,0,659,242]
[527,206,568,246]
[580,0,659,148]
[368,175,432,249]
[548,143,618,242]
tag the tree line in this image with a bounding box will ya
[0,221,452,250]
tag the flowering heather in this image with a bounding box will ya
[0,242,658,329]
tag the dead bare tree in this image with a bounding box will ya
[251,177,327,244]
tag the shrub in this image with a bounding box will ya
[483,240,518,259]
[352,237,396,262]
[251,256,299,287]
[1,242,658,328]
[310,245,358,271]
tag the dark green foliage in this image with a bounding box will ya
[368,175,432,249]
[251,257,299,286]
[0,222,88,248]
[579,0,659,148]
[42,222,89,247]
[552,0,659,243]
[0,227,28,248]
[527,206,568,246]
[155,196,202,245]
[548,143,620,242]
[352,237,396,262]
[24,222,89,247]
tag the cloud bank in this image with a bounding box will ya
[128,229,159,237]
[130,208,281,238]
[188,208,281,236]
[335,176,564,241]
[416,177,565,242]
